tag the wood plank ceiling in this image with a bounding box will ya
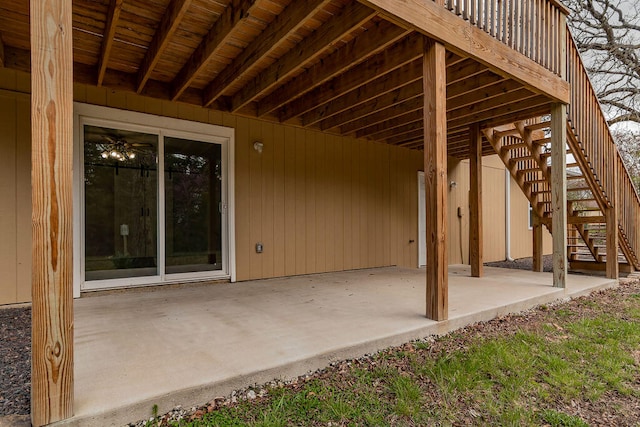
[0,0,553,159]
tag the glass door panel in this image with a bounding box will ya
[84,125,159,281]
[164,137,222,274]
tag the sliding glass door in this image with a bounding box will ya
[84,125,159,281]
[164,137,222,274]
[81,119,228,289]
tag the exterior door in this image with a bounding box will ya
[83,125,159,282]
[418,171,426,267]
[77,107,233,292]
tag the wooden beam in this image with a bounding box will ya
[347,108,423,135]
[447,70,506,99]
[230,3,376,112]
[334,95,423,134]
[320,86,423,130]
[532,213,543,272]
[202,0,334,108]
[30,1,74,425]
[446,58,490,85]
[570,260,634,273]
[447,96,550,131]
[386,128,424,145]
[423,37,448,321]
[551,103,567,288]
[447,79,523,111]
[279,33,423,122]
[172,0,261,101]
[309,63,422,128]
[97,0,124,86]
[358,0,570,103]
[257,20,408,116]
[0,34,4,68]
[469,123,483,277]
[365,118,422,140]
[606,165,619,279]
[136,0,193,93]
[448,88,536,122]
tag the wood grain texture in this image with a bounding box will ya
[532,213,543,271]
[136,0,193,93]
[203,0,332,107]
[257,21,408,116]
[606,166,619,279]
[0,33,5,67]
[423,37,448,321]
[358,0,569,103]
[469,123,483,277]
[97,0,124,86]
[550,102,566,288]
[230,3,376,112]
[30,0,74,424]
[172,0,261,101]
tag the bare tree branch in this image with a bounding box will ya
[567,0,640,126]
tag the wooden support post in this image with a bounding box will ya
[423,37,448,320]
[0,34,4,68]
[532,213,543,272]
[606,165,619,279]
[551,103,567,288]
[30,1,74,425]
[469,123,483,277]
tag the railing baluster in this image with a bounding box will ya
[565,34,640,266]
[490,0,496,36]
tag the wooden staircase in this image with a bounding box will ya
[483,119,634,271]
[479,31,640,275]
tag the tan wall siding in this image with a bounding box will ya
[0,68,424,304]
[509,176,553,259]
[447,158,469,264]
[0,89,32,304]
[0,67,552,304]
[447,155,506,264]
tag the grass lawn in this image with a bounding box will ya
[144,280,640,426]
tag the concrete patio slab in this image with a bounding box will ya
[57,266,616,426]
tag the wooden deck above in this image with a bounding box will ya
[0,0,569,159]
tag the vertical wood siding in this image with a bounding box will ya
[0,90,31,305]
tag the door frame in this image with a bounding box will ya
[418,171,426,267]
[73,103,236,297]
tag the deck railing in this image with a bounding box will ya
[439,0,568,76]
[566,32,640,266]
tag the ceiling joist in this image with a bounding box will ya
[202,0,334,108]
[308,60,423,128]
[342,102,422,135]
[97,0,124,86]
[351,109,423,137]
[136,0,193,93]
[278,33,424,122]
[364,119,422,140]
[256,20,409,116]
[229,2,377,112]
[312,75,422,130]
[171,0,262,101]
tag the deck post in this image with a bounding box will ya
[423,37,448,320]
[469,123,483,277]
[551,103,567,288]
[30,1,74,425]
[606,165,619,279]
[532,213,543,272]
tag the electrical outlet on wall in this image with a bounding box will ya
[256,243,263,253]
